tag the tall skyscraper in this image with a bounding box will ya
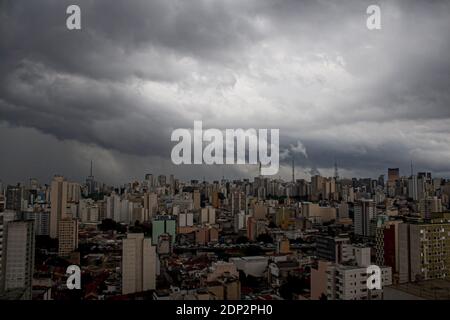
[157,175,166,187]
[58,218,79,257]
[0,194,5,212]
[311,175,325,201]
[419,197,442,219]
[144,174,154,188]
[0,214,4,289]
[388,168,400,182]
[408,175,418,201]
[399,214,450,283]
[144,193,158,220]
[5,185,21,212]
[200,207,216,225]
[231,191,245,215]
[375,220,403,282]
[50,176,68,238]
[122,233,156,295]
[85,160,97,195]
[1,220,35,299]
[354,199,376,237]
[193,190,201,210]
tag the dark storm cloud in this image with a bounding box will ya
[0,0,266,161]
[1,0,450,183]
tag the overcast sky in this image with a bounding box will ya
[1,0,450,185]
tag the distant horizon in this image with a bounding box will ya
[1,165,448,188]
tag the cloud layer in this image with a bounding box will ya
[1,0,450,184]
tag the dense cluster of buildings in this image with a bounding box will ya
[1,166,450,300]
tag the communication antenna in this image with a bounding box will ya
[334,159,339,180]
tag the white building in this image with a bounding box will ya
[2,220,35,299]
[229,256,269,277]
[201,207,216,225]
[122,233,156,295]
[327,264,392,300]
[179,212,194,227]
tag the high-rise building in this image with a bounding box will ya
[375,221,402,282]
[178,212,194,228]
[0,194,5,212]
[231,191,245,215]
[377,175,385,188]
[399,214,450,283]
[253,203,267,220]
[5,185,21,212]
[337,201,349,220]
[152,215,176,245]
[0,211,18,289]
[200,207,216,225]
[58,218,79,257]
[145,174,154,187]
[158,175,166,187]
[67,182,81,204]
[311,175,325,201]
[193,190,201,210]
[418,172,432,182]
[0,214,4,288]
[144,193,158,220]
[419,197,442,219]
[1,220,35,299]
[86,160,97,195]
[354,199,376,237]
[212,191,219,208]
[122,233,156,295]
[106,192,122,221]
[50,176,68,238]
[169,174,175,192]
[408,175,418,201]
[302,202,336,223]
[316,235,351,263]
[24,211,50,236]
[388,168,400,182]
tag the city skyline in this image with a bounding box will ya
[0,162,445,187]
[2,157,450,301]
[3,0,450,306]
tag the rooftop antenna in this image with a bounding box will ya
[292,155,295,183]
[89,160,93,178]
[411,160,414,177]
[334,159,339,180]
